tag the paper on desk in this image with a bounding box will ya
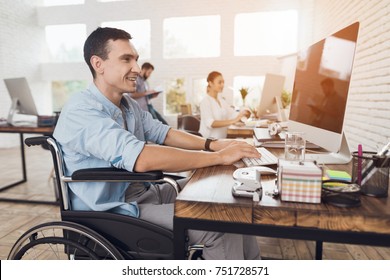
[245,119,270,127]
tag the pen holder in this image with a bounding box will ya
[352,151,390,198]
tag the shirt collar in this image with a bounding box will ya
[88,83,129,117]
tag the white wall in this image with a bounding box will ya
[312,0,390,152]
[1,0,389,152]
[36,0,310,126]
[0,0,49,147]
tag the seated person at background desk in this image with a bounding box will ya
[53,27,261,260]
[199,71,250,138]
[129,62,168,125]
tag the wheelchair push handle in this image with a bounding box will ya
[25,136,50,147]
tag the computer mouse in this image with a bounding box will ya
[252,166,277,175]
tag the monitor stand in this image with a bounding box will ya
[305,133,352,164]
[7,98,19,125]
[7,98,37,127]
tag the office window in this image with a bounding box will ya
[191,78,208,114]
[42,0,84,6]
[233,76,265,110]
[320,36,356,81]
[165,78,186,115]
[52,80,88,112]
[45,24,86,62]
[164,15,220,58]
[235,10,298,56]
[101,20,151,59]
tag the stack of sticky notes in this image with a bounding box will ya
[278,160,323,204]
[323,170,351,187]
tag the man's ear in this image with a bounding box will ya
[90,55,104,75]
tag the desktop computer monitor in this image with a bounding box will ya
[257,73,286,119]
[4,77,39,125]
[288,22,360,164]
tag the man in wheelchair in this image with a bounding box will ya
[52,27,261,260]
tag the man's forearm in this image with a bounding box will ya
[211,119,236,128]
[134,145,219,172]
[129,91,147,99]
[163,129,206,150]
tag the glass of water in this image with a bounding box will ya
[285,132,306,161]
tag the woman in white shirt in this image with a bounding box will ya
[199,71,248,138]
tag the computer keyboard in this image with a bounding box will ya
[242,147,278,167]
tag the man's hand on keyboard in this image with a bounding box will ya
[217,141,261,166]
[207,138,238,152]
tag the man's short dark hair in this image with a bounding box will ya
[84,27,132,78]
[141,62,154,71]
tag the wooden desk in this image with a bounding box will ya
[0,125,55,204]
[227,125,253,138]
[173,151,390,259]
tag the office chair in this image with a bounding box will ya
[8,136,197,260]
[178,114,202,136]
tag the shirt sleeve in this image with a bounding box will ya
[124,94,170,145]
[200,98,215,128]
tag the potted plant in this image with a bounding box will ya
[281,89,292,119]
[281,89,292,109]
[239,87,250,107]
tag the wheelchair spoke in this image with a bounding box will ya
[8,222,124,260]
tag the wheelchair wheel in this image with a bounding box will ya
[8,221,124,260]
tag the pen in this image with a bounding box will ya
[361,140,390,185]
[357,144,362,185]
[377,140,390,156]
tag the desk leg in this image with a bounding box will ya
[315,241,323,260]
[173,218,187,259]
[0,132,57,205]
[20,132,27,182]
[0,133,27,192]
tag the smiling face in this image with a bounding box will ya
[91,39,141,103]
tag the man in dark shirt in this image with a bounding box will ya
[130,62,168,124]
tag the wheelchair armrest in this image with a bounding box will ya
[25,136,50,147]
[71,168,180,195]
[71,167,164,181]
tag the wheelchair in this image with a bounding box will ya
[8,136,202,260]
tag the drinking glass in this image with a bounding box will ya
[285,132,306,161]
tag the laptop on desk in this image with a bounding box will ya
[253,127,286,149]
[253,127,320,149]
[254,127,285,142]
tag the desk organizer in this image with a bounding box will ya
[352,151,389,198]
[278,159,322,203]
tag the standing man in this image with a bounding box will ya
[53,27,261,260]
[130,62,168,124]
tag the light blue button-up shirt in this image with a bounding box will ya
[53,83,170,217]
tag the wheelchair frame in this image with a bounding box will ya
[8,136,193,260]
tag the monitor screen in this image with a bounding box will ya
[4,77,39,125]
[288,22,359,155]
[257,73,285,119]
